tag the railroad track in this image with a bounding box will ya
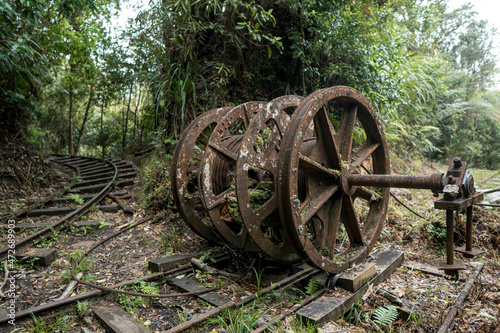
[0,155,137,263]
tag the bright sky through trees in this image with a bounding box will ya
[448,0,499,87]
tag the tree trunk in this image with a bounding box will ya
[76,86,94,154]
[100,95,105,158]
[133,86,143,143]
[68,88,74,155]
[122,85,133,150]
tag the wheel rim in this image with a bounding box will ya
[199,101,266,250]
[278,86,390,273]
[236,95,304,261]
[170,107,232,243]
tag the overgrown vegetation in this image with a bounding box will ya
[1,0,498,170]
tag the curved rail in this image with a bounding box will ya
[0,155,118,261]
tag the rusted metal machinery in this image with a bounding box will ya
[171,86,484,275]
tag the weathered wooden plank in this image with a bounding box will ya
[75,220,100,227]
[26,204,118,217]
[71,241,95,248]
[50,191,128,204]
[96,204,119,213]
[79,167,114,176]
[297,250,404,325]
[73,176,114,188]
[169,276,231,307]
[4,220,99,231]
[5,222,51,231]
[149,253,203,272]
[337,262,377,292]
[15,248,57,266]
[69,179,133,194]
[93,306,151,333]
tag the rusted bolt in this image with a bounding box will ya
[318,180,323,187]
[453,157,462,168]
[447,175,455,184]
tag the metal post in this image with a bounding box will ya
[446,210,454,265]
[465,206,473,252]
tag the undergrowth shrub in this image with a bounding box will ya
[139,150,174,210]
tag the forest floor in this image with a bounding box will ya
[0,146,499,333]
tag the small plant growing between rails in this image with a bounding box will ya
[117,280,160,315]
[305,276,320,295]
[14,313,74,333]
[76,300,93,325]
[62,250,94,282]
[160,229,181,254]
[208,302,266,333]
[98,219,111,229]
[70,193,84,204]
[34,228,59,248]
[281,316,322,333]
[345,300,366,326]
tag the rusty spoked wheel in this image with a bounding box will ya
[171,107,232,243]
[278,86,390,273]
[199,101,266,250]
[235,95,304,261]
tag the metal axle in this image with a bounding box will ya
[347,173,444,192]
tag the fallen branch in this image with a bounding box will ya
[56,272,83,300]
[115,216,137,231]
[437,263,485,333]
[191,258,241,279]
[107,193,134,215]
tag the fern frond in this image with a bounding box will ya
[372,305,399,327]
[306,276,319,295]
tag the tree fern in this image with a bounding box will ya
[372,305,399,328]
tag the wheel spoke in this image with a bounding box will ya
[299,154,340,180]
[353,142,380,165]
[206,194,225,210]
[337,103,358,161]
[352,186,376,201]
[300,184,339,222]
[254,194,277,220]
[208,142,237,164]
[243,105,252,126]
[341,195,364,245]
[313,107,341,167]
[321,194,343,252]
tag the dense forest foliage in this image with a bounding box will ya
[1,0,499,168]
